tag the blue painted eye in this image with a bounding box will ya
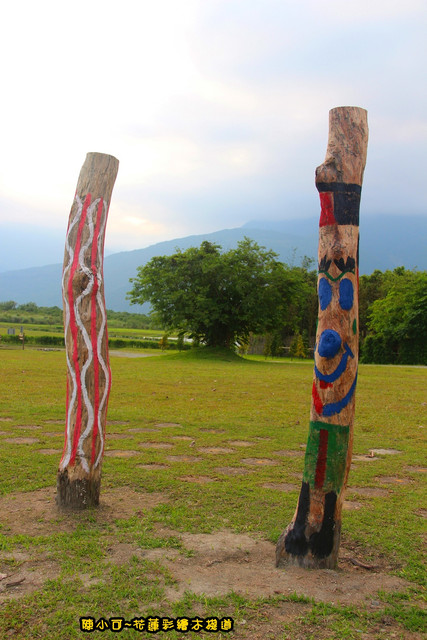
[319,277,332,310]
[339,279,354,310]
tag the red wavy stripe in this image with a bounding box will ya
[60,377,70,465]
[312,380,324,415]
[68,193,91,466]
[91,198,103,464]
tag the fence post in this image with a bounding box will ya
[57,152,119,508]
[276,107,368,568]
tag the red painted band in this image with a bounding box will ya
[319,192,336,227]
[314,428,329,488]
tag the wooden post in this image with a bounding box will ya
[276,107,368,568]
[57,152,119,508]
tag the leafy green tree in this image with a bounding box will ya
[361,269,427,365]
[128,238,299,349]
[263,333,273,358]
[0,301,17,311]
[289,332,308,359]
[158,334,169,351]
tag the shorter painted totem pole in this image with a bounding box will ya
[276,107,368,568]
[57,152,119,508]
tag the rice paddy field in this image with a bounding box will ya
[0,346,425,639]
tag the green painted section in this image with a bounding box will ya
[303,421,350,493]
[353,318,357,335]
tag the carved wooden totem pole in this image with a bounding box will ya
[276,107,368,568]
[57,152,119,508]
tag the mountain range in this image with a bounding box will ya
[0,214,426,312]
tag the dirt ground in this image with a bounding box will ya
[0,486,412,608]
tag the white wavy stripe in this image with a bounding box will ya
[74,199,100,472]
[60,197,82,470]
[94,200,110,468]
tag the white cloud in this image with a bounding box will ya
[0,0,426,262]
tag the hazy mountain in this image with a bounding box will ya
[0,214,425,312]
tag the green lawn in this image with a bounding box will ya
[0,348,425,639]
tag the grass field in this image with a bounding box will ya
[0,346,425,639]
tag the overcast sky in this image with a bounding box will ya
[0,0,426,270]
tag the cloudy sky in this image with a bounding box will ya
[0,0,426,271]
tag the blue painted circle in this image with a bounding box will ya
[339,278,354,310]
[318,329,342,359]
[318,277,332,310]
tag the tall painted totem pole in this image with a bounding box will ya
[57,152,119,508]
[276,107,368,568]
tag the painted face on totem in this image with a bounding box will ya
[285,182,362,560]
[312,234,359,423]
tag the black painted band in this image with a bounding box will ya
[317,182,361,226]
[316,182,361,195]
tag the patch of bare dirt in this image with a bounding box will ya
[104,449,140,457]
[0,431,9,436]
[262,483,299,492]
[138,442,174,449]
[107,434,132,440]
[0,551,60,603]
[15,425,41,430]
[44,420,63,424]
[347,487,390,498]
[107,420,130,425]
[343,501,363,510]
[369,448,402,456]
[155,423,182,429]
[352,454,379,462]
[127,427,160,433]
[197,447,234,454]
[3,437,40,444]
[272,450,304,457]
[415,509,427,518]
[0,417,12,422]
[171,435,194,441]
[178,476,216,484]
[166,455,202,463]
[290,472,303,480]
[0,487,168,537]
[0,487,168,602]
[37,449,61,455]
[226,440,254,447]
[0,488,416,626]
[137,463,170,470]
[214,467,252,476]
[406,466,427,473]
[241,458,279,466]
[375,476,413,485]
[199,428,225,433]
[140,530,411,605]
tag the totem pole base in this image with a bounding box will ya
[275,521,341,570]
[56,469,101,509]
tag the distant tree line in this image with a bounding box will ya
[2,260,425,365]
[0,301,160,330]
[128,240,427,365]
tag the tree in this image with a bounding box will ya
[128,238,299,349]
[362,269,427,365]
[289,332,307,359]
